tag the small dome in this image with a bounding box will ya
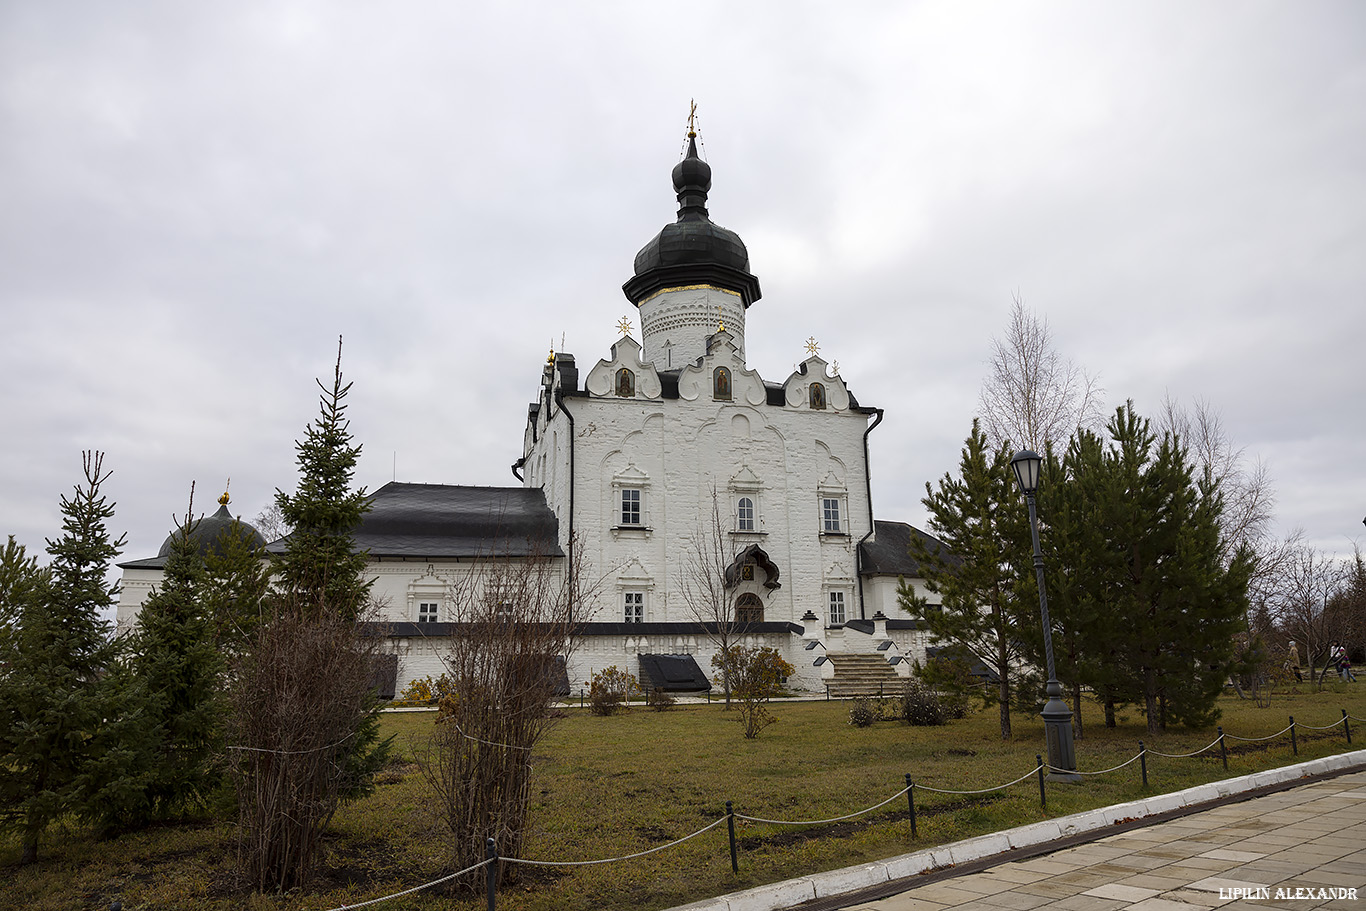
[622,133,761,308]
[157,494,267,559]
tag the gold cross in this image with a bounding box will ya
[805,336,820,356]
[688,99,698,137]
[831,360,840,376]
[716,305,725,333]
[616,316,633,337]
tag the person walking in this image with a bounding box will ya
[1329,641,1347,680]
[1284,640,1304,683]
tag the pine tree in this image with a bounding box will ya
[0,452,126,864]
[1031,431,1129,735]
[904,420,1031,739]
[273,337,373,621]
[1063,404,1251,733]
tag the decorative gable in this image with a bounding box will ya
[584,335,662,399]
[782,356,851,411]
[675,330,766,405]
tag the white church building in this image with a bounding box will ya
[117,130,942,698]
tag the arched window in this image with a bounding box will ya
[809,382,826,410]
[615,367,635,398]
[713,366,732,401]
[735,593,764,625]
[736,496,755,531]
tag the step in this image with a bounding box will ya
[823,652,902,697]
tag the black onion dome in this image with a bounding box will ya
[157,496,267,559]
[622,134,762,308]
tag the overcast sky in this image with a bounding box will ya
[3,1,1363,601]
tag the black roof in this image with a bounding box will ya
[858,521,953,577]
[267,482,563,560]
[118,499,267,570]
[637,654,712,692]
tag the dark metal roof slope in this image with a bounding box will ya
[638,654,713,692]
[267,482,563,559]
[858,520,954,577]
[118,498,267,570]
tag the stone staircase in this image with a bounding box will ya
[823,652,903,698]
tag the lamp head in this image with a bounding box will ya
[1011,450,1042,496]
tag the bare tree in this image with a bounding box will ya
[1264,540,1349,689]
[1158,395,1275,565]
[417,542,589,888]
[978,296,1104,453]
[251,501,291,545]
[673,490,747,705]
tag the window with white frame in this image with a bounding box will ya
[828,591,846,625]
[620,487,642,526]
[418,601,440,624]
[736,496,755,532]
[623,591,644,623]
[821,497,843,533]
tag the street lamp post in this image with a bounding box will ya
[1011,450,1081,783]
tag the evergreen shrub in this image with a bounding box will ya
[848,696,876,727]
[900,680,949,726]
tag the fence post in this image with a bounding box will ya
[485,838,498,911]
[1139,741,1148,789]
[1218,726,1228,770]
[1037,755,1046,809]
[1290,716,1297,755]
[726,800,739,873]
[905,773,917,839]
[1344,709,1352,745]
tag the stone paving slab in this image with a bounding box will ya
[666,752,1366,911]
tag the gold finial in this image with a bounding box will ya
[716,305,725,333]
[219,478,230,506]
[547,340,555,365]
[616,316,633,337]
[805,336,820,357]
[687,99,698,138]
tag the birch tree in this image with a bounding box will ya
[978,296,1103,453]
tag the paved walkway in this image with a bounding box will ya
[842,770,1366,911]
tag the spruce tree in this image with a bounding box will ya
[230,340,389,890]
[122,489,225,825]
[0,536,46,659]
[0,452,126,864]
[200,512,271,658]
[273,337,373,621]
[904,420,1031,739]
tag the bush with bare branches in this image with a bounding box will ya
[228,607,389,891]
[416,547,586,888]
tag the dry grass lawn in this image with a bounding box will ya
[3,682,1364,911]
